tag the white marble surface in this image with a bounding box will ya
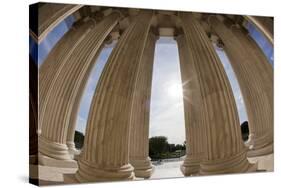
[150,161,184,179]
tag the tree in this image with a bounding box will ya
[149,136,169,158]
[175,144,183,150]
[168,144,176,152]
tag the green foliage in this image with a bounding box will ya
[149,136,169,157]
[149,136,186,160]
[168,144,176,152]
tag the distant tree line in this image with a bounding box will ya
[73,121,249,155]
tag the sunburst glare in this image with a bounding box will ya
[167,82,183,99]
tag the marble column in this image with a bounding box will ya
[66,44,105,157]
[233,27,273,157]
[129,32,157,178]
[39,19,94,134]
[75,10,154,182]
[66,32,121,156]
[38,3,83,42]
[39,13,120,163]
[209,16,273,157]
[179,13,253,175]
[176,35,206,176]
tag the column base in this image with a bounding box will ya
[199,150,257,175]
[66,141,81,160]
[245,134,255,149]
[75,159,135,182]
[39,136,72,160]
[245,133,273,157]
[130,157,154,178]
[39,153,78,168]
[180,156,202,176]
[63,173,79,185]
[247,143,273,157]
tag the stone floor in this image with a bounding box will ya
[30,154,273,185]
[248,153,274,171]
[150,161,184,179]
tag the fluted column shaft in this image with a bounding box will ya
[66,44,105,155]
[233,28,273,157]
[75,11,154,182]
[39,13,120,161]
[129,32,157,178]
[179,13,251,175]
[176,35,206,176]
[209,17,273,157]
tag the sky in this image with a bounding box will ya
[29,15,75,65]
[149,38,185,144]
[31,15,273,145]
[247,22,274,66]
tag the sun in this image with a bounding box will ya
[167,82,183,98]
